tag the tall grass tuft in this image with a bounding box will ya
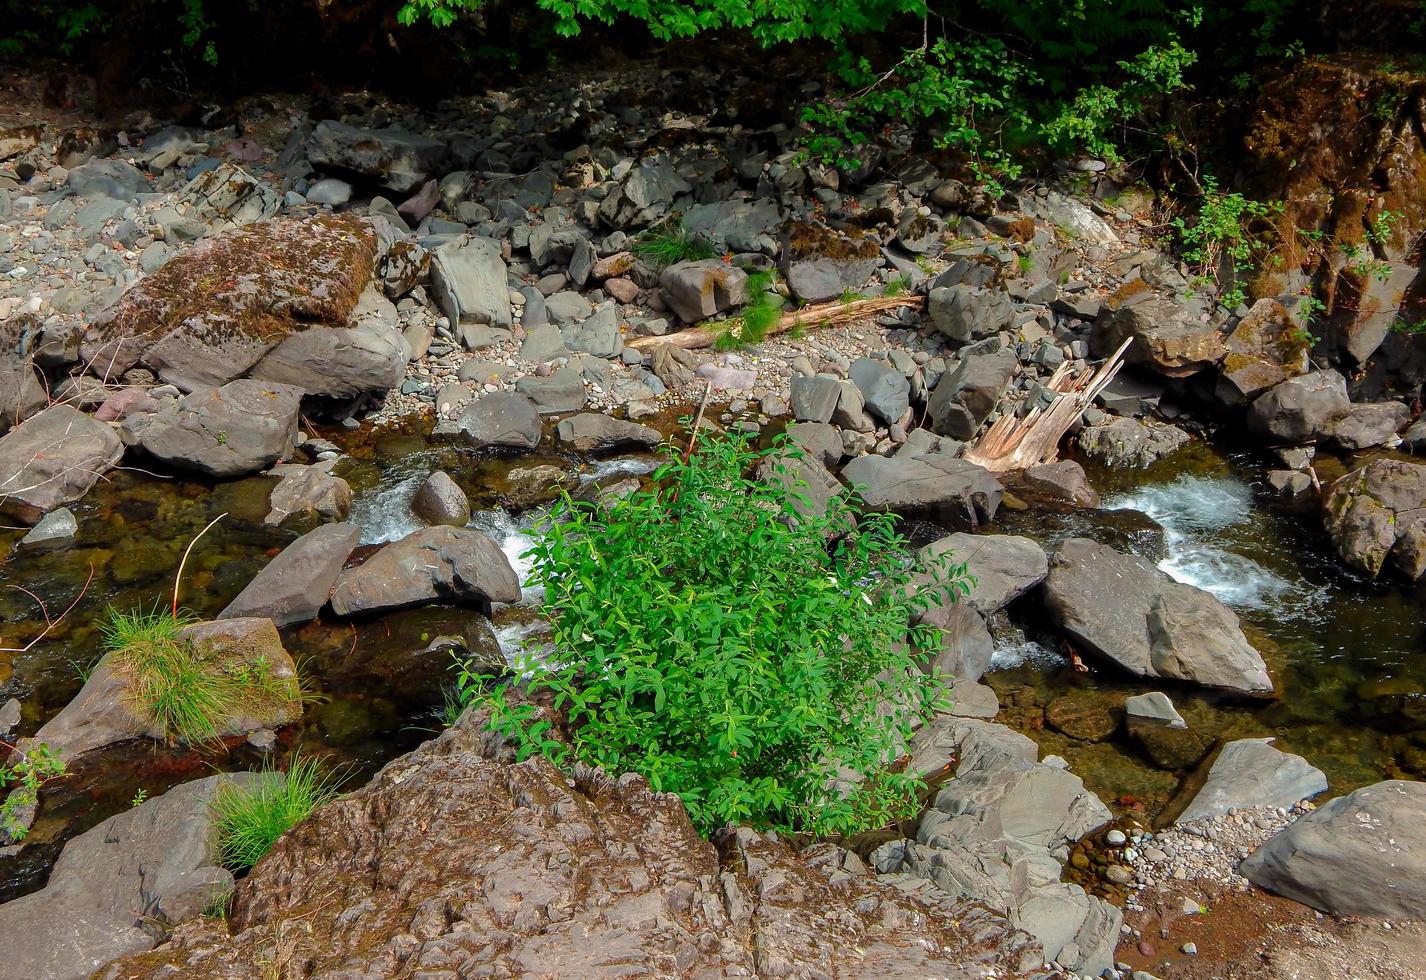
[212,754,341,872]
[633,221,716,269]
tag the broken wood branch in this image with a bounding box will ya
[627,295,926,352]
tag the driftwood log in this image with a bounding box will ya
[626,295,926,352]
[963,337,1132,473]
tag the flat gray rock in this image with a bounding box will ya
[0,404,124,524]
[1175,738,1327,824]
[439,391,542,450]
[431,236,513,330]
[220,522,359,627]
[920,532,1047,615]
[555,413,660,454]
[841,451,1002,530]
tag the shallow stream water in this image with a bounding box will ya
[1,419,1422,899]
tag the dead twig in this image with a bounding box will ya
[627,295,925,352]
[0,564,95,653]
[173,513,227,618]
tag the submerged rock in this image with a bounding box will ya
[0,404,124,524]
[1241,779,1426,919]
[1042,538,1274,694]
[1323,457,1426,581]
[99,712,1042,978]
[0,773,256,980]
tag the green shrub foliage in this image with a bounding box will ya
[479,432,970,836]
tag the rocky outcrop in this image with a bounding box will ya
[842,451,1002,530]
[329,525,521,616]
[100,713,1042,979]
[0,404,124,524]
[1174,738,1327,823]
[1215,298,1311,406]
[1241,779,1426,919]
[1323,457,1426,580]
[875,716,1120,976]
[1042,538,1274,694]
[83,215,377,393]
[1077,416,1189,468]
[219,522,359,626]
[124,379,302,478]
[0,773,256,980]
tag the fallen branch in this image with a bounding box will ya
[963,337,1132,474]
[627,295,926,352]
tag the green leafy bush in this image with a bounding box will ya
[715,269,782,350]
[212,755,340,871]
[1171,175,1281,308]
[481,432,969,836]
[0,742,66,842]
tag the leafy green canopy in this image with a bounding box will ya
[476,432,970,837]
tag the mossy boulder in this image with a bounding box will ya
[82,214,377,393]
[779,220,881,303]
[1323,457,1426,581]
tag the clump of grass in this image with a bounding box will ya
[633,220,716,269]
[212,754,341,872]
[715,270,782,351]
[101,605,307,746]
[882,275,910,297]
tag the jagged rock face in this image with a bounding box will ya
[82,214,377,393]
[1323,457,1426,580]
[99,714,1042,979]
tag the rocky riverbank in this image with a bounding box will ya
[3,49,1426,979]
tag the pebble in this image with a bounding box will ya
[1181,942,1197,955]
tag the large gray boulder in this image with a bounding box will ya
[927,284,1015,345]
[1323,457,1426,581]
[926,347,1017,440]
[330,525,520,616]
[1092,295,1226,378]
[0,404,124,524]
[431,236,513,330]
[249,287,408,399]
[1076,417,1190,468]
[0,773,256,980]
[1042,538,1273,694]
[1175,738,1327,823]
[1323,400,1409,450]
[877,716,1120,976]
[1241,780,1426,919]
[842,451,1002,530]
[1246,370,1351,444]
[919,532,1047,615]
[438,391,543,450]
[915,602,994,683]
[125,379,302,478]
[659,259,747,323]
[779,221,880,303]
[849,357,911,426]
[220,522,359,627]
[555,413,661,454]
[306,121,447,193]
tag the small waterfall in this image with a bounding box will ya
[349,473,425,544]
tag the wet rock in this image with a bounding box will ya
[1132,722,1215,771]
[431,236,513,330]
[916,602,994,683]
[841,452,1003,530]
[780,221,880,302]
[1042,538,1273,694]
[928,284,1015,345]
[1077,417,1190,468]
[1323,400,1409,450]
[884,716,1120,975]
[411,470,471,526]
[1124,691,1186,729]
[17,506,78,549]
[1246,370,1351,444]
[0,404,124,524]
[1093,296,1226,378]
[1175,738,1327,823]
[1323,457,1426,580]
[249,287,407,399]
[220,522,359,626]
[1241,779,1426,918]
[126,379,302,478]
[926,347,1018,440]
[1021,460,1100,508]
[555,413,660,454]
[849,357,911,426]
[83,214,376,392]
[436,391,542,450]
[0,773,258,980]
[330,525,520,616]
[503,464,572,512]
[659,259,747,323]
[306,121,447,193]
[515,366,587,414]
[99,711,1040,979]
[264,460,352,526]
[919,532,1047,615]
[1215,299,1311,406]
[24,618,301,764]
